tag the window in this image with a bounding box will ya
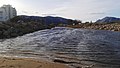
[0,17,2,19]
[0,11,3,13]
[0,13,2,16]
[0,11,3,16]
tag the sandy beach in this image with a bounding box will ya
[0,57,69,68]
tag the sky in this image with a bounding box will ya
[0,0,120,22]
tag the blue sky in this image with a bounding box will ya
[0,0,120,22]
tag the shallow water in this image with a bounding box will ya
[0,27,120,68]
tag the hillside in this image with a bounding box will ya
[96,17,120,23]
[0,15,80,39]
[10,15,80,25]
[68,17,120,31]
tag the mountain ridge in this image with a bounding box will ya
[96,16,120,23]
[10,15,80,25]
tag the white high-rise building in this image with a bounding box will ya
[0,5,17,22]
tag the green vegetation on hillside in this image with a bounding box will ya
[0,21,48,39]
[0,16,81,39]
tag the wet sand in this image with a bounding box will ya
[0,57,69,68]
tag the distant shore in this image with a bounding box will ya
[67,23,120,31]
[0,57,69,68]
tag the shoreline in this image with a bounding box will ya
[0,56,69,68]
[67,23,120,32]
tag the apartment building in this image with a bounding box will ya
[0,5,17,22]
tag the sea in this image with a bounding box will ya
[0,27,120,68]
